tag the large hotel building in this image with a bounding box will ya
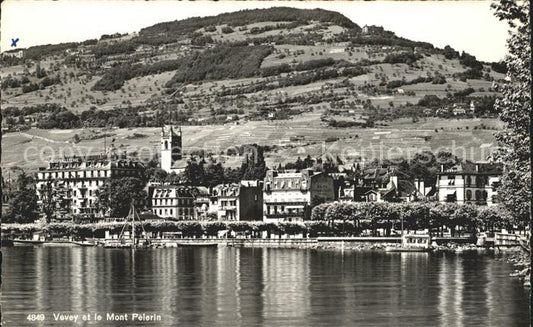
[35,154,144,220]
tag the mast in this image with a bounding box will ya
[131,204,135,249]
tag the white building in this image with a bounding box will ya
[210,181,263,221]
[35,154,145,220]
[263,169,334,223]
[437,162,501,206]
[2,49,24,59]
[151,185,195,220]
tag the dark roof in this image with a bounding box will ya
[397,180,416,197]
[439,162,503,175]
[353,186,373,197]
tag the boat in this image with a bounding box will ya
[103,203,150,249]
[177,242,218,248]
[13,238,74,246]
[72,240,97,247]
[227,239,245,247]
[385,234,433,252]
[13,239,45,245]
[42,240,75,247]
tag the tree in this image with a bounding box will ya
[399,202,429,232]
[491,1,531,227]
[204,162,225,187]
[4,172,39,223]
[145,167,168,183]
[477,206,507,232]
[311,203,329,221]
[40,177,70,223]
[452,204,478,235]
[97,177,147,217]
[184,158,206,185]
[367,202,398,236]
[241,144,267,180]
[324,202,358,235]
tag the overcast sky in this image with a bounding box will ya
[1,0,509,62]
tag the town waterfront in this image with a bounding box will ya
[1,246,530,326]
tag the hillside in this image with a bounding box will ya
[0,7,505,172]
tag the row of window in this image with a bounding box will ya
[153,199,194,206]
[266,205,305,215]
[155,208,194,217]
[39,169,141,180]
[40,170,110,179]
[466,190,488,201]
[220,200,237,208]
[39,180,106,188]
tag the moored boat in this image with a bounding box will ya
[73,240,97,247]
[385,234,433,252]
[42,240,75,247]
[177,242,218,247]
[13,239,45,245]
[102,203,151,249]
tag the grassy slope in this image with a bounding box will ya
[2,115,502,174]
[1,15,506,174]
[1,19,504,115]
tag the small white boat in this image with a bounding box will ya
[13,239,45,245]
[386,234,433,252]
[72,240,97,247]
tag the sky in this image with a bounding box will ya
[0,0,509,62]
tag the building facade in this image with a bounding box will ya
[35,154,145,220]
[211,181,263,221]
[263,169,334,223]
[193,186,210,220]
[437,162,502,206]
[151,185,196,220]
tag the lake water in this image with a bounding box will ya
[1,246,530,326]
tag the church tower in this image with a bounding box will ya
[161,125,182,173]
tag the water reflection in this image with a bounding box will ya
[1,247,530,327]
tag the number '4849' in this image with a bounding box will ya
[26,314,45,321]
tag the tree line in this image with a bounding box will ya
[310,201,521,237]
[1,202,517,240]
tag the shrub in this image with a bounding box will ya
[221,26,234,34]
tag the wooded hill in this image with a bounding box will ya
[1,7,506,129]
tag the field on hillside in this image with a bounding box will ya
[1,115,503,174]
[1,8,507,177]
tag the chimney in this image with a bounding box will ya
[415,179,425,196]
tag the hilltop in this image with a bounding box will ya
[0,7,505,172]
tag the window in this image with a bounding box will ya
[448,175,455,186]
[466,176,472,187]
[446,193,456,202]
[466,190,472,200]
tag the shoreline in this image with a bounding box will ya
[11,237,524,253]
